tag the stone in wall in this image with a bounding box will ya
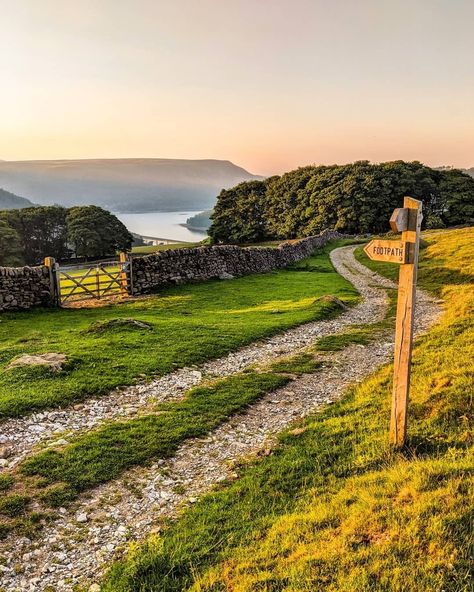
[131,229,344,295]
[0,265,53,312]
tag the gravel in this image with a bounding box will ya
[1,246,394,469]
[0,246,441,592]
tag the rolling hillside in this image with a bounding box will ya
[0,188,35,209]
[0,158,261,213]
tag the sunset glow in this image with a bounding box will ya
[1,0,473,175]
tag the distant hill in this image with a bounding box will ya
[186,210,213,230]
[0,188,35,209]
[0,159,262,213]
[436,165,474,178]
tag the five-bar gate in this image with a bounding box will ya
[46,253,132,306]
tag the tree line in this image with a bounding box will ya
[209,161,474,243]
[0,205,133,266]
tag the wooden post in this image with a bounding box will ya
[44,257,60,307]
[96,266,101,299]
[390,197,423,448]
[119,252,129,297]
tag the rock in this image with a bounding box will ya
[218,272,234,280]
[48,438,69,447]
[89,584,101,592]
[76,512,88,523]
[6,353,67,373]
[87,318,153,333]
[288,427,307,436]
[0,445,12,458]
[318,295,348,309]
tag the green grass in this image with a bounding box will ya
[102,227,473,592]
[313,328,375,351]
[0,494,30,518]
[268,352,323,375]
[355,227,474,296]
[0,474,14,491]
[0,241,358,418]
[131,243,200,254]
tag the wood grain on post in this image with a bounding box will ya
[390,197,423,448]
[119,252,129,297]
[44,257,60,307]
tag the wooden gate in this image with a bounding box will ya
[54,253,132,305]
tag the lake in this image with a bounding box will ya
[116,211,208,243]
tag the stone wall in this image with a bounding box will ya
[131,229,344,294]
[0,265,53,312]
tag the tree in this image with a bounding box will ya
[438,169,474,226]
[0,220,24,266]
[208,161,474,243]
[66,206,133,257]
[0,206,68,264]
[210,181,269,243]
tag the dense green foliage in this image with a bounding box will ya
[66,205,133,257]
[186,210,213,230]
[0,205,133,264]
[209,161,474,243]
[0,220,23,265]
[103,227,473,592]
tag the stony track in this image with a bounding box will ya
[2,246,390,469]
[0,246,441,592]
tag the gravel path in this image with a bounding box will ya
[0,247,441,592]
[2,246,392,469]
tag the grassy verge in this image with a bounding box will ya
[102,227,473,592]
[0,241,358,418]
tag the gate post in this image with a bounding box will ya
[119,252,130,296]
[44,257,60,307]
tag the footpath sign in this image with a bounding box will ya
[363,239,409,264]
[364,197,423,448]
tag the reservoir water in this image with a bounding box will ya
[116,211,208,243]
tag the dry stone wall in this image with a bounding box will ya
[0,230,345,312]
[0,265,53,312]
[131,229,344,294]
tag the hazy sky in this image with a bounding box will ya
[1,0,473,175]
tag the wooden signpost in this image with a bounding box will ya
[364,197,423,448]
[363,239,409,264]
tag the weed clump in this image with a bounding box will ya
[86,318,154,334]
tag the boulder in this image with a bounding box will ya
[7,353,67,372]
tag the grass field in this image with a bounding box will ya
[0,240,357,418]
[130,241,281,254]
[131,243,200,254]
[102,227,473,592]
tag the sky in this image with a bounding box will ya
[1,0,473,175]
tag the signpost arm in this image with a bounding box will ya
[390,197,422,448]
